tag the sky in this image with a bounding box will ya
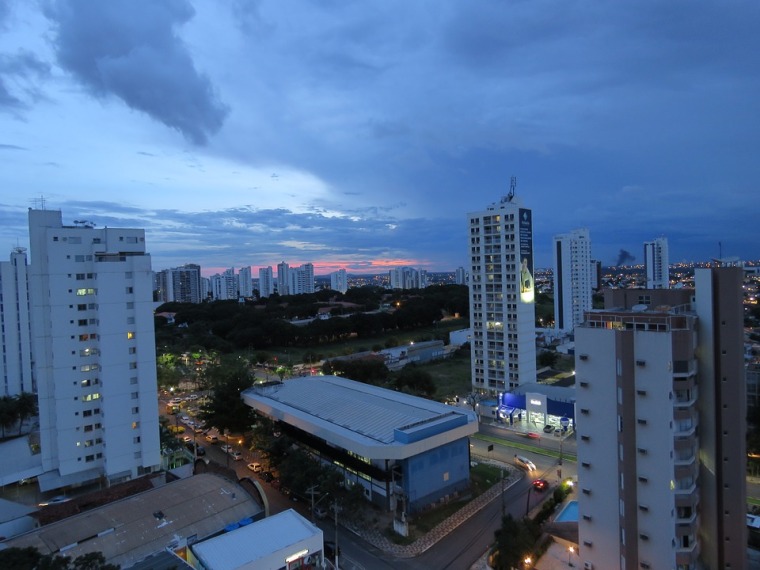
[1,1,758,277]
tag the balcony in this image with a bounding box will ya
[673,388,698,408]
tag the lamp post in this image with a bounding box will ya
[568,545,575,567]
[524,556,532,569]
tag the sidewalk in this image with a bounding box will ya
[348,465,522,558]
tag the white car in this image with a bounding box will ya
[38,496,71,507]
[229,451,243,461]
[220,444,233,453]
[515,455,537,471]
[247,462,262,472]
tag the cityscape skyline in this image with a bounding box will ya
[1,2,759,274]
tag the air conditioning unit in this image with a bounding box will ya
[584,562,594,570]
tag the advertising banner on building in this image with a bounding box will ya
[519,208,535,303]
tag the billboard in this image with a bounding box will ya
[518,208,535,303]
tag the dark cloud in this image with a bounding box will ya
[0,143,27,150]
[0,50,51,110]
[43,0,228,144]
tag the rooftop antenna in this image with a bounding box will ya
[501,176,517,203]
[31,195,47,210]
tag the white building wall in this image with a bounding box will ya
[259,266,275,298]
[239,266,253,298]
[0,249,34,396]
[553,228,592,333]
[277,262,290,296]
[27,209,160,489]
[331,269,348,294]
[644,237,669,289]
[575,327,622,568]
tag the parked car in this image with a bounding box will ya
[182,435,192,443]
[314,506,327,520]
[205,434,219,444]
[229,450,243,461]
[220,444,233,453]
[514,455,537,471]
[38,496,71,507]
[247,462,262,473]
[542,424,555,433]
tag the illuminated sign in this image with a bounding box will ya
[285,549,309,563]
[519,208,535,303]
[530,399,542,406]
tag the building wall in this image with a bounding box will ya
[331,269,348,294]
[402,438,470,512]
[258,266,275,298]
[27,209,160,489]
[0,249,34,396]
[644,237,669,289]
[239,266,253,298]
[468,197,536,392]
[553,228,592,333]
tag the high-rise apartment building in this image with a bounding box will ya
[258,266,275,298]
[289,263,315,295]
[553,228,593,333]
[331,269,348,294]
[644,237,669,289]
[467,194,537,392]
[155,264,202,304]
[238,266,253,298]
[210,267,238,300]
[27,209,161,490]
[455,266,467,286]
[0,247,33,396]
[575,266,746,570]
[277,262,290,296]
[389,267,427,290]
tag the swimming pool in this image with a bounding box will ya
[555,500,579,522]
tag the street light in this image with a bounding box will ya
[568,545,575,566]
[524,556,532,568]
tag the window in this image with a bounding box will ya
[84,425,93,432]
[125,271,133,278]
[132,407,139,414]
[582,488,591,495]
[638,476,648,483]
[131,392,139,399]
[85,454,95,462]
[581,462,591,468]
[580,381,589,388]
[580,408,589,415]
[132,421,140,429]
[133,436,141,444]
[129,362,138,369]
[126,287,133,294]
[637,447,648,455]
[82,393,101,402]
[127,301,134,309]
[83,410,92,417]
[637,389,647,396]
[636,360,646,367]
[637,419,647,425]
[127,331,135,339]
[130,376,138,385]
[581,435,590,442]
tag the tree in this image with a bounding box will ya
[198,361,257,435]
[537,350,559,368]
[0,547,118,570]
[0,395,18,438]
[491,514,537,570]
[391,365,436,397]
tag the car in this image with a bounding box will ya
[205,434,219,443]
[185,442,206,456]
[514,455,537,471]
[247,462,262,473]
[220,444,233,453]
[182,435,192,443]
[323,541,341,562]
[38,496,71,507]
[193,425,204,433]
[314,505,328,520]
[532,478,549,492]
[18,477,37,486]
[229,450,243,461]
[261,471,274,482]
[526,432,540,439]
[188,394,199,400]
[542,424,555,433]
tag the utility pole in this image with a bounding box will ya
[306,485,319,522]
[332,499,340,570]
[501,468,505,518]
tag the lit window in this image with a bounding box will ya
[127,331,135,339]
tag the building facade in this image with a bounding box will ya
[289,263,315,295]
[155,264,202,304]
[553,228,593,333]
[455,266,467,286]
[0,248,34,396]
[277,262,290,296]
[331,268,348,294]
[389,267,428,290]
[27,209,161,490]
[644,237,670,289]
[575,267,746,570]
[258,266,275,298]
[467,195,537,392]
[238,266,253,298]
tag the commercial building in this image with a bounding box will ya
[241,376,478,514]
[258,266,275,298]
[553,228,593,333]
[0,209,161,491]
[331,268,348,294]
[644,237,670,289]
[575,266,746,570]
[467,192,537,392]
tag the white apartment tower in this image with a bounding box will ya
[28,209,161,490]
[258,266,275,298]
[0,248,34,396]
[238,266,253,298]
[644,237,669,289]
[210,268,238,300]
[331,269,348,294]
[455,266,467,286]
[277,262,290,296]
[553,228,593,333]
[155,264,202,304]
[389,267,427,290]
[289,263,315,295]
[259,266,274,298]
[575,267,746,570]
[467,193,537,392]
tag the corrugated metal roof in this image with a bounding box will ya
[248,376,455,444]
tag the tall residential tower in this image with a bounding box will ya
[27,209,161,490]
[644,237,669,289]
[575,266,746,570]
[467,191,536,392]
[553,228,593,333]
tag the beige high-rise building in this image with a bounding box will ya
[575,265,746,570]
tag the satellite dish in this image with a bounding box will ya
[631,304,648,312]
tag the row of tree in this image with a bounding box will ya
[155,285,469,354]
